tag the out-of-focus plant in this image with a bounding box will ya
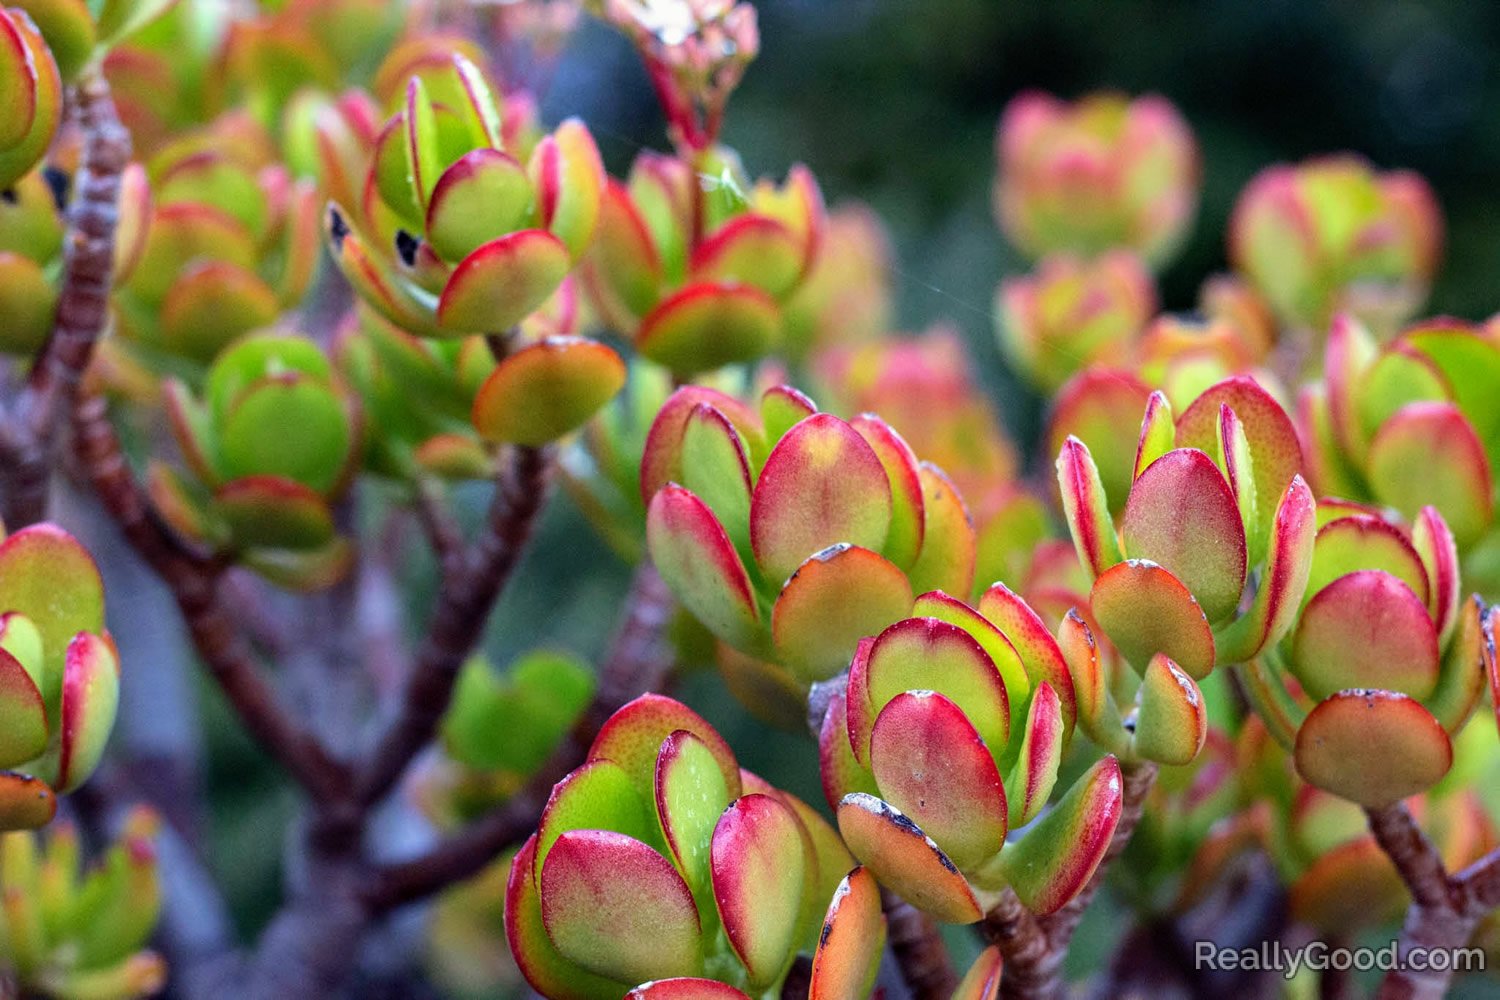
[994,90,1199,269]
[1230,155,1443,340]
[996,249,1156,392]
[504,693,885,998]
[0,807,164,999]
[0,526,118,831]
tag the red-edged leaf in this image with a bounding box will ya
[1134,390,1175,481]
[711,794,806,987]
[1089,560,1214,679]
[912,590,1031,728]
[1366,402,1493,548]
[472,336,626,445]
[540,829,702,984]
[1412,506,1460,646]
[808,866,885,1000]
[1305,515,1429,610]
[976,583,1077,730]
[436,229,571,333]
[772,545,913,683]
[1004,682,1063,828]
[691,214,805,298]
[750,414,892,585]
[1120,449,1246,623]
[906,463,976,597]
[647,486,763,653]
[761,385,818,442]
[627,981,749,1000]
[1055,436,1121,578]
[588,693,741,802]
[1291,570,1439,701]
[993,756,1122,914]
[654,730,731,894]
[870,691,1008,869]
[639,386,764,504]
[835,793,982,924]
[1294,690,1452,807]
[55,633,120,793]
[849,414,926,569]
[505,835,629,1000]
[952,946,1003,1000]
[0,649,45,767]
[636,281,780,375]
[818,691,878,812]
[1132,654,1208,766]
[425,148,533,262]
[1214,476,1317,664]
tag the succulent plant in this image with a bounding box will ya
[779,202,893,366]
[643,383,979,722]
[996,249,1157,393]
[1235,500,1485,807]
[582,147,825,376]
[9,0,177,82]
[0,7,61,190]
[994,91,1200,269]
[1299,315,1500,586]
[0,807,164,999]
[0,525,118,831]
[1230,155,1442,337]
[504,693,884,998]
[152,332,361,588]
[110,116,319,369]
[1054,376,1322,770]
[818,591,1126,921]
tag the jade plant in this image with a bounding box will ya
[2,2,1500,999]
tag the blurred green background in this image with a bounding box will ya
[193,0,1500,989]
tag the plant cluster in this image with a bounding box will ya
[0,1,1497,999]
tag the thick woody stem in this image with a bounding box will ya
[882,889,958,1000]
[1366,802,1483,1000]
[0,71,129,526]
[357,444,553,807]
[361,558,680,912]
[983,889,1057,1000]
[73,390,350,803]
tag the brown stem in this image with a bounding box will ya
[0,71,129,526]
[983,888,1058,1000]
[882,889,958,1000]
[1366,802,1482,1000]
[73,390,350,803]
[356,444,553,808]
[1455,845,1500,914]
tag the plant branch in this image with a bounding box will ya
[881,889,958,1000]
[0,70,129,526]
[983,888,1057,1000]
[73,390,350,803]
[1365,801,1486,1000]
[357,444,553,807]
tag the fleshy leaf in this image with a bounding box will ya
[425,149,533,262]
[639,386,764,504]
[1120,449,1246,623]
[850,414,926,569]
[691,215,805,298]
[906,463,976,597]
[1294,690,1452,806]
[1305,515,1429,611]
[870,690,1008,869]
[1213,476,1317,664]
[0,14,36,150]
[818,691,879,811]
[214,476,335,551]
[587,693,741,802]
[951,946,1003,1000]
[711,794,806,987]
[808,866,885,1000]
[772,545,913,684]
[1055,436,1121,578]
[1004,682,1063,828]
[636,282,780,375]
[0,526,105,673]
[1291,570,1439,701]
[995,756,1122,915]
[55,633,120,793]
[647,486,762,654]
[1132,654,1208,766]
[1366,402,1493,548]
[436,229,571,333]
[676,403,754,565]
[530,119,605,260]
[750,414,892,585]
[540,829,702,984]
[1089,560,1214,679]
[858,617,1009,765]
[471,336,626,446]
[911,590,1031,725]
[835,793,982,924]
[1412,506,1460,646]
[626,981,749,1000]
[976,583,1077,730]
[761,385,818,443]
[1289,838,1407,934]
[0,771,55,831]
[0,649,45,767]
[1133,390,1175,481]
[535,760,654,876]
[654,730,731,894]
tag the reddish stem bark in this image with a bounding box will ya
[882,889,959,1000]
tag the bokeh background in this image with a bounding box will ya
[169,0,1500,991]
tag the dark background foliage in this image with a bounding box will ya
[188,0,1500,989]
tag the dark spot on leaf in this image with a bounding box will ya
[820,921,833,946]
[41,166,69,212]
[0,189,15,205]
[327,207,350,249]
[395,229,421,267]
